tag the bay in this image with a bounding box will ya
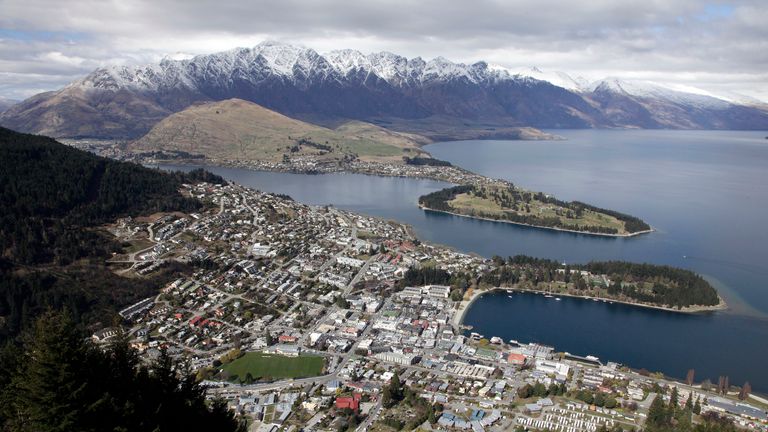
[159,129,768,391]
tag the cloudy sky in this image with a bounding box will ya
[1,0,766,102]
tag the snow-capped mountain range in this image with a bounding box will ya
[2,41,767,138]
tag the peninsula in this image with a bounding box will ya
[66,99,649,237]
[419,184,652,237]
[482,255,724,312]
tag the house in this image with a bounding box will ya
[335,393,362,413]
[507,353,526,366]
[92,328,119,342]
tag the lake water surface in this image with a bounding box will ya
[160,129,768,391]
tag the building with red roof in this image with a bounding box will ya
[335,393,362,413]
[507,353,526,366]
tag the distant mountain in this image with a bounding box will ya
[510,66,590,92]
[585,78,768,129]
[0,97,18,114]
[130,98,430,163]
[2,41,767,138]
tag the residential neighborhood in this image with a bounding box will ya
[105,181,768,432]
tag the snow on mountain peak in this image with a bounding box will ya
[66,42,745,108]
[251,41,321,77]
[590,77,731,109]
[512,66,589,92]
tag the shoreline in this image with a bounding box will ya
[419,205,654,238]
[147,158,653,239]
[144,157,475,185]
[150,160,725,316]
[453,287,728,329]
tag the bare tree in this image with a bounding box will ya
[686,369,695,386]
[739,382,751,400]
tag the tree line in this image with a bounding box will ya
[403,156,452,167]
[0,312,244,432]
[480,256,719,308]
[646,387,737,432]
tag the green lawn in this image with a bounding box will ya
[221,352,325,380]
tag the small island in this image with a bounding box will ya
[419,184,652,237]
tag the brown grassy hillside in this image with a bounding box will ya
[130,99,430,163]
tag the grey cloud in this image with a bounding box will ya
[0,0,766,100]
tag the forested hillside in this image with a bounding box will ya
[0,128,241,430]
[0,312,244,431]
[0,127,224,341]
[0,126,223,265]
[0,128,223,341]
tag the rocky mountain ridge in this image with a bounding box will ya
[2,41,766,138]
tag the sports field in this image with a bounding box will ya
[221,352,325,380]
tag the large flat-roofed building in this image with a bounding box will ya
[374,351,420,366]
[426,285,451,299]
[535,359,570,380]
[337,256,365,268]
[399,285,451,300]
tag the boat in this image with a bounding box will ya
[507,295,514,299]
[555,297,562,301]
[506,289,514,294]
[544,294,554,298]
[592,298,598,302]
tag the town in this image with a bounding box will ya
[103,181,768,432]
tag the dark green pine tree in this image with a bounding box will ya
[1,312,245,432]
[693,396,702,415]
[669,387,679,410]
[390,371,402,401]
[647,394,669,430]
[8,311,94,432]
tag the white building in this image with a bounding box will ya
[426,285,451,299]
[535,359,570,380]
[374,351,420,366]
[337,256,365,268]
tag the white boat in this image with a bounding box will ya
[506,289,514,294]
[544,294,554,298]
[555,297,562,301]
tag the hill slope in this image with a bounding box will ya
[0,127,224,341]
[0,127,224,265]
[4,41,766,138]
[129,98,430,163]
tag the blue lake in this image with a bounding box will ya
[160,129,768,391]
